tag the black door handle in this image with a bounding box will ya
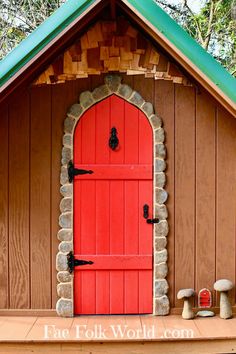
[143,204,159,224]
[147,218,159,224]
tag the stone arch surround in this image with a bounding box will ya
[56,75,169,317]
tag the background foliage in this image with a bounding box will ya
[0,0,235,76]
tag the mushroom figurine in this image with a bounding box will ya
[214,279,234,319]
[177,289,195,319]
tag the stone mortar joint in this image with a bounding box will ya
[177,288,195,319]
[214,279,234,319]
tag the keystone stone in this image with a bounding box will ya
[104,75,122,92]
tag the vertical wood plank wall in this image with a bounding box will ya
[0,75,235,311]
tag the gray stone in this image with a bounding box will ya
[154,295,170,316]
[59,212,72,228]
[104,75,121,92]
[155,188,168,204]
[142,102,154,117]
[155,263,168,279]
[155,279,169,297]
[61,147,72,165]
[150,114,162,129]
[56,252,68,271]
[56,299,73,317]
[68,104,83,119]
[118,84,132,99]
[155,173,166,188]
[64,116,76,134]
[155,159,166,172]
[59,241,73,253]
[129,91,145,107]
[154,220,169,237]
[155,249,168,264]
[92,85,110,101]
[177,288,195,299]
[79,91,94,109]
[155,144,166,159]
[214,279,234,292]
[57,271,73,283]
[57,282,72,299]
[196,310,215,317]
[155,128,165,143]
[155,237,167,252]
[60,166,69,185]
[60,197,72,213]
[57,229,73,242]
[155,204,168,220]
[60,184,72,197]
[63,134,72,147]
[219,292,233,319]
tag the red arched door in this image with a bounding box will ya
[73,95,153,315]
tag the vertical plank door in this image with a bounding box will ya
[73,95,153,315]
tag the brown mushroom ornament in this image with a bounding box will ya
[177,289,195,319]
[214,279,234,319]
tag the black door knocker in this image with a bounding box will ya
[109,127,119,150]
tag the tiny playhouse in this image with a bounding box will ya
[0,0,236,352]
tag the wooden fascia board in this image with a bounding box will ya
[120,0,236,118]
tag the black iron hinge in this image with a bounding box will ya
[67,251,94,273]
[68,160,93,183]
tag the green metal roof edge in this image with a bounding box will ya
[0,0,96,87]
[126,0,236,104]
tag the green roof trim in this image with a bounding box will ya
[0,0,96,87]
[127,0,236,104]
[0,0,235,106]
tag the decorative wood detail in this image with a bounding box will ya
[34,17,191,86]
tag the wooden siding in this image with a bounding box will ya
[0,75,236,311]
